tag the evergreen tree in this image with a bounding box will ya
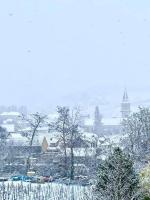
[144,197,150,200]
[96,147,139,200]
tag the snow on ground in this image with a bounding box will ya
[0,181,92,200]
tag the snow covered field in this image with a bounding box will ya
[0,181,92,200]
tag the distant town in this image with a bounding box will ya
[0,90,132,177]
[0,89,149,199]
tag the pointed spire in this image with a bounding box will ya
[121,88,130,118]
[123,88,128,102]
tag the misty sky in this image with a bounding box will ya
[0,0,150,110]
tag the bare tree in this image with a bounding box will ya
[49,107,81,179]
[0,127,9,174]
[122,107,150,161]
[68,108,81,180]
[49,107,70,177]
[21,112,46,173]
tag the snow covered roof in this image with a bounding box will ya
[84,117,121,126]
[84,119,94,126]
[7,133,29,146]
[34,131,60,145]
[3,119,13,124]
[1,124,15,132]
[37,126,49,131]
[102,118,121,126]
[66,148,96,157]
[98,136,106,142]
[47,113,58,121]
[49,137,59,143]
[47,147,60,151]
[106,134,125,144]
[0,112,20,116]
[101,141,110,146]
[19,126,49,132]
[19,127,32,132]
[97,155,107,160]
[10,133,26,139]
[82,132,98,141]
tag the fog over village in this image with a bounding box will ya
[0,0,150,200]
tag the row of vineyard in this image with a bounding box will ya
[0,182,92,200]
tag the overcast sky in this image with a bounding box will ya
[0,0,150,110]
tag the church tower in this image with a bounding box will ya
[93,106,103,136]
[121,89,130,118]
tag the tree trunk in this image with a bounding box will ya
[70,146,74,180]
[62,133,68,177]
